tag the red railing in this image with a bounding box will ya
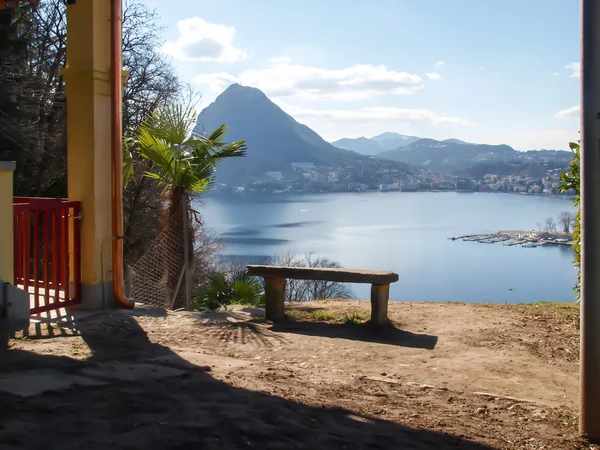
[13,197,82,314]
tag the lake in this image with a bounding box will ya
[195,191,577,304]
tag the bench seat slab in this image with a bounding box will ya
[247,265,398,285]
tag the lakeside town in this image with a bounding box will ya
[211,159,576,197]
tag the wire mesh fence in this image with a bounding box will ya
[127,195,224,311]
[129,223,187,310]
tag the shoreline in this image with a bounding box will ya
[208,190,576,201]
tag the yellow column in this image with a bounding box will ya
[61,0,113,308]
[0,162,15,283]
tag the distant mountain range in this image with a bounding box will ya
[195,84,404,185]
[377,138,518,172]
[195,84,572,183]
[332,135,570,173]
[457,159,570,180]
[332,132,420,156]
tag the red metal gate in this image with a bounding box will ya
[13,198,82,314]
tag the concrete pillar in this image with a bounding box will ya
[264,277,286,321]
[61,0,114,309]
[370,284,389,326]
[0,162,15,283]
[580,0,600,439]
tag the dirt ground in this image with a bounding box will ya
[0,300,593,449]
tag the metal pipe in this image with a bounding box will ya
[580,0,600,438]
[182,194,192,310]
[110,0,134,309]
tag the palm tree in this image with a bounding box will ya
[135,105,246,308]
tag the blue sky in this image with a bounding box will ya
[142,0,580,150]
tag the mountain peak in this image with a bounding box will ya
[333,132,421,155]
[443,138,472,145]
[195,85,370,185]
[371,132,415,141]
[371,132,399,140]
[217,83,268,102]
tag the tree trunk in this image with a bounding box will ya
[162,187,194,309]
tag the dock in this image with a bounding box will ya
[448,230,573,248]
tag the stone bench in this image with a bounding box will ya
[245,265,399,325]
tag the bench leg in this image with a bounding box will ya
[370,284,389,325]
[264,277,286,321]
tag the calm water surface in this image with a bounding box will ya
[195,192,577,304]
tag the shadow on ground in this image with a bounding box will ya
[270,319,438,350]
[0,308,479,449]
[194,318,288,348]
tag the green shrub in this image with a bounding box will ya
[558,138,581,299]
[312,310,334,321]
[195,269,264,310]
[343,312,364,325]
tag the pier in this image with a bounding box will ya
[449,230,573,248]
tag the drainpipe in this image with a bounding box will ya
[110,0,134,308]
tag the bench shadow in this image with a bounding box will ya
[269,319,438,350]
[0,308,484,449]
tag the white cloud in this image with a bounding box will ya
[274,100,475,127]
[474,129,575,150]
[553,72,560,76]
[565,62,580,78]
[194,62,424,101]
[160,17,247,62]
[478,66,484,71]
[434,61,445,68]
[269,56,293,64]
[195,72,239,92]
[426,72,442,81]
[554,105,580,119]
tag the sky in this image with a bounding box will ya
[141,0,580,150]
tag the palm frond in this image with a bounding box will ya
[136,105,246,195]
[188,140,247,169]
[211,141,247,160]
[122,139,135,187]
[206,124,228,144]
[227,269,251,284]
[231,278,263,306]
[137,129,177,174]
[140,105,196,146]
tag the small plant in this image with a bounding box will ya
[195,269,264,310]
[343,312,364,325]
[284,309,308,320]
[312,310,334,321]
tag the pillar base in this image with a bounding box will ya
[70,282,117,310]
[370,284,390,326]
[264,277,286,322]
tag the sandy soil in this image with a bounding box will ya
[0,300,592,449]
